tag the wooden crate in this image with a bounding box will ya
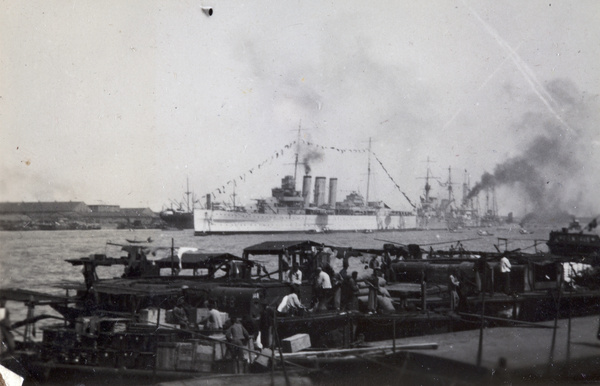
[156,343,177,370]
[254,348,273,368]
[175,342,194,371]
[281,333,311,353]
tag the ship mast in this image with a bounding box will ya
[447,166,454,203]
[462,169,470,207]
[492,185,498,218]
[366,137,372,205]
[423,157,433,203]
[232,180,237,209]
[293,121,301,186]
[185,176,192,212]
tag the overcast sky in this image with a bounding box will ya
[1,0,599,216]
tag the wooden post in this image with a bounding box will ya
[565,289,572,378]
[421,270,427,312]
[278,254,283,281]
[393,319,396,353]
[170,238,175,276]
[547,262,563,375]
[476,254,487,368]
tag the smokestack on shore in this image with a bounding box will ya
[328,178,338,209]
[302,175,312,207]
[314,177,326,207]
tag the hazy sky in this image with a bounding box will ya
[1,0,599,216]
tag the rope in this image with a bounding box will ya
[207,139,417,209]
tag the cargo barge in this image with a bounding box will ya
[3,229,600,383]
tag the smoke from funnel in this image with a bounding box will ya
[303,148,324,175]
[467,79,600,217]
[467,156,545,200]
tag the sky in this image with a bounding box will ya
[1,0,599,217]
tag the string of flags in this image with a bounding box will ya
[208,140,416,209]
[372,153,416,209]
[209,140,297,199]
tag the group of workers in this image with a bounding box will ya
[276,246,363,314]
[172,298,251,360]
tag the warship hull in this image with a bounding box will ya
[194,209,417,235]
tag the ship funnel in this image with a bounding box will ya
[314,177,326,207]
[206,193,212,210]
[328,178,338,209]
[302,175,312,207]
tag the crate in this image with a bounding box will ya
[156,343,177,370]
[192,339,226,367]
[138,308,158,324]
[194,341,216,362]
[281,333,311,353]
[190,308,210,324]
[254,348,272,368]
[164,310,176,324]
[156,342,196,371]
[175,342,194,371]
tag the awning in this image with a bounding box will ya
[155,252,247,269]
[243,240,329,255]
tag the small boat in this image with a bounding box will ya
[477,230,494,236]
[126,237,154,244]
[547,224,600,257]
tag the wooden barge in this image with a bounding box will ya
[1,232,600,383]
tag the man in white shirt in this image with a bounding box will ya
[500,256,512,295]
[316,267,332,289]
[202,300,223,330]
[314,267,332,311]
[289,264,302,285]
[277,287,305,316]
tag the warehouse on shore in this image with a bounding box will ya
[0,201,163,230]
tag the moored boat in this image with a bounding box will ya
[547,218,600,257]
[3,232,600,383]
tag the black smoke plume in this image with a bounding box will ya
[303,148,324,175]
[467,79,599,218]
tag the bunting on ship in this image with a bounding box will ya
[207,139,416,209]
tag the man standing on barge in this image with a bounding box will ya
[226,317,249,360]
[313,267,332,311]
[500,255,511,295]
[173,297,190,329]
[202,300,223,331]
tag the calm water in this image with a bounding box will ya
[0,226,553,286]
